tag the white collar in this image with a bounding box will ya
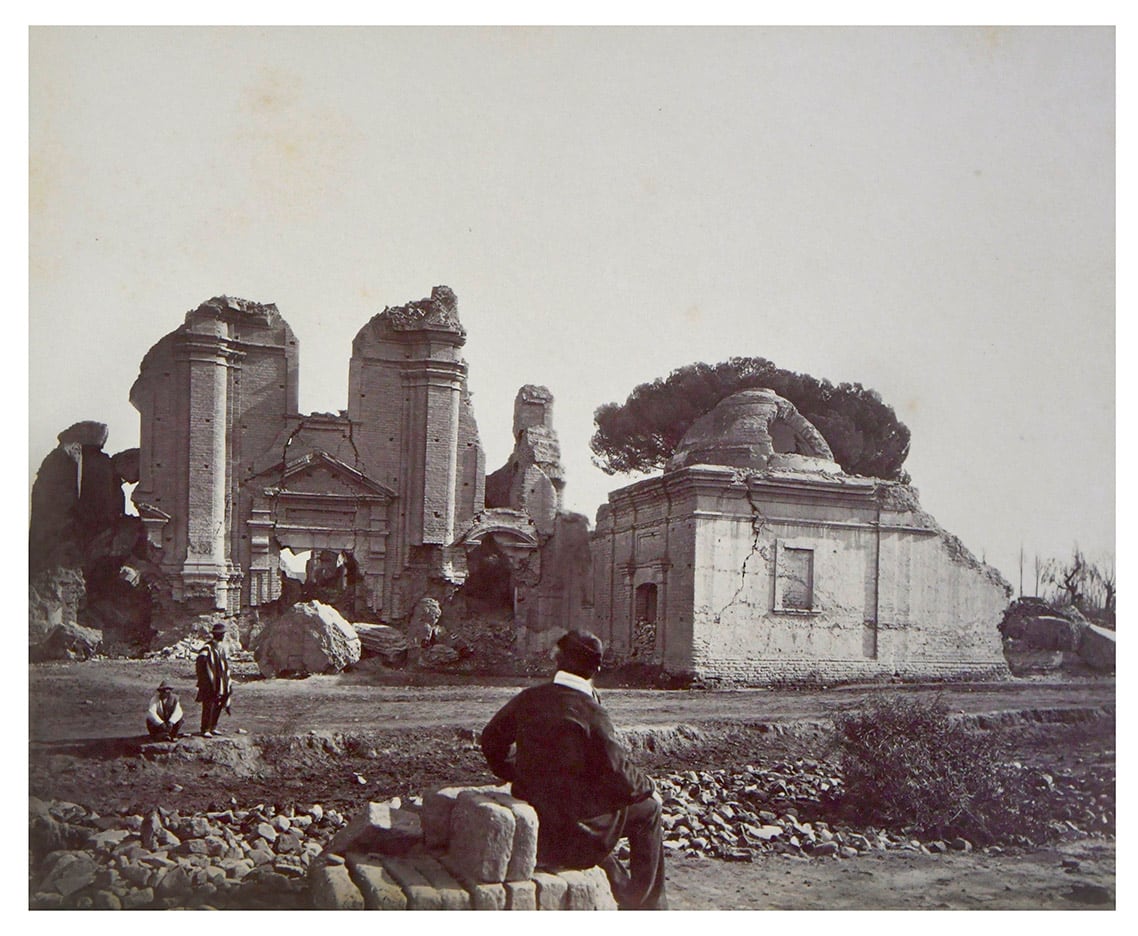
[553,670,596,698]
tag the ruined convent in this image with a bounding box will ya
[33,287,1011,684]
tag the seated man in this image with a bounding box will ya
[480,630,666,910]
[146,680,184,741]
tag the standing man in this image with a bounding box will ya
[195,622,232,738]
[145,680,184,740]
[480,630,667,910]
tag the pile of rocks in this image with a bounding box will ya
[651,759,987,861]
[28,755,1111,909]
[650,755,1113,860]
[29,796,349,909]
[653,761,879,862]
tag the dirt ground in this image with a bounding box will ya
[28,661,1116,910]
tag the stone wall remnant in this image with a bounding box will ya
[129,289,485,626]
[485,384,564,535]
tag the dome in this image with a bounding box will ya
[667,389,840,474]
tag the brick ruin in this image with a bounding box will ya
[125,287,591,639]
[31,288,1013,684]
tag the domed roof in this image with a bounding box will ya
[667,388,840,474]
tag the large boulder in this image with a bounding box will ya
[32,621,103,662]
[29,567,86,644]
[253,601,361,677]
[1078,623,1116,673]
[420,645,461,668]
[354,623,410,666]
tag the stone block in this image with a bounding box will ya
[378,855,461,910]
[325,802,421,857]
[483,790,539,881]
[420,784,502,850]
[344,853,407,910]
[505,879,537,910]
[404,854,471,910]
[309,862,365,909]
[446,792,515,883]
[532,870,568,910]
[560,867,618,910]
[38,850,99,896]
[438,854,507,909]
[121,887,154,909]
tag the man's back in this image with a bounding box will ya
[481,682,651,866]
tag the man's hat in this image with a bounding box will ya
[157,680,175,691]
[556,630,604,669]
[212,622,228,637]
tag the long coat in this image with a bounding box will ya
[480,682,654,868]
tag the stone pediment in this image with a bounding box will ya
[250,451,396,501]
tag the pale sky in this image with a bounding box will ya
[28,25,1115,591]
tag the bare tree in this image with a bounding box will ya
[1042,546,1115,630]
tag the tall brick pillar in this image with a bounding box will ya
[178,325,238,609]
[348,286,484,618]
[131,296,296,614]
[410,360,466,544]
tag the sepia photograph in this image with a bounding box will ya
[26,22,1115,913]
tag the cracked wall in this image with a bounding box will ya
[591,465,1011,686]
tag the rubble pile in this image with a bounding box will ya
[653,761,874,862]
[29,796,351,909]
[28,753,1114,909]
[650,756,1115,861]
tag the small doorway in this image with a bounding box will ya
[632,582,658,658]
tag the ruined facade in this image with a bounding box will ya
[117,291,1009,682]
[130,289,486,622]
[590,389,1011,684]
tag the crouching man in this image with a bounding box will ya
[146,680,184,741]
[480,630,667,910]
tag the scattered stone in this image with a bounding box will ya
[324,802,422,858]
[122,887,155,909]
[39,851,100,896]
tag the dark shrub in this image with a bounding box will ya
[833,694,1053,844]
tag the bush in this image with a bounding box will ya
[833,694,1052,845]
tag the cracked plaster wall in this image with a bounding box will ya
[592,465,1010,685]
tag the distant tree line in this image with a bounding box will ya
[1033,546,1115,630]
[590,357,912,481]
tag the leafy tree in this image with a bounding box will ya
[590,357,911,481]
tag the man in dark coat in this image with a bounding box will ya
[195,622,232,738]
[480,629,666,910]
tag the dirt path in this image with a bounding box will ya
[666,838,1115,910]
[28,660,1115,741]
